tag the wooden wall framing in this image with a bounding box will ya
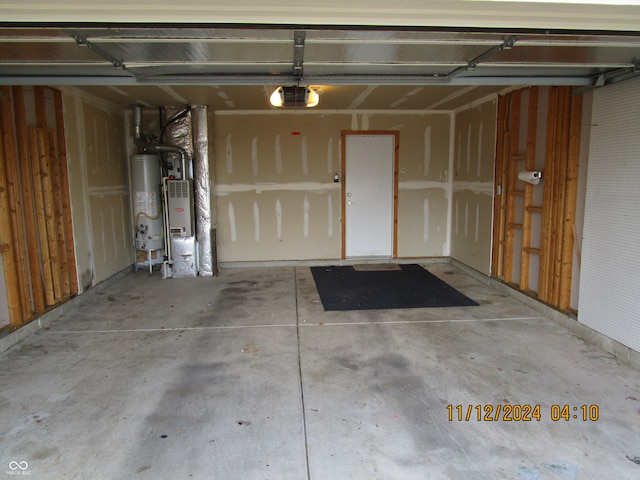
[0,86,78,328]
[492,86,582,312]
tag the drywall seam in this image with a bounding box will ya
[275,134,283,173]
[253,201,260,242]
[464,200,469,238]
[110,204,118,261]
[398,181,447,190]
[251,136,259,176]
[228,202,237,242]
[301,136,309,174]
[119,195,128,261]
[225,134,233,174]
[466,123,472,173]
[477,121,483,178]
[303,195,310,237]
[215,182,340,195]
[87,185,128,196]
[348,85,377,109]
[327,195,333,238]
[445,112,455,256]
[326,137,334,174]
[215,181,457,195]
[428,85,477,110]
[423,198,430,243]
[157,85,188,104]
[451,181,493,193]
[423,126,431,176]
[99,209,106,265]
[275,199,282,240]
[455,198,459,237]
[475,203,480,243]
[452,91,502,114]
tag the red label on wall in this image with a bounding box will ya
[175,208,184,212]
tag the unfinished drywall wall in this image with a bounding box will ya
[213,111,451,263]
[63,89,132,291]
[450,99,497,274]
[396,114,451,258]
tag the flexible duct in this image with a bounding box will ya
[164,106,193,179]
[192,106,213,276]
[165,105,214,276]
[132,104,188,177]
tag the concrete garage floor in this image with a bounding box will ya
[1,263,640,479]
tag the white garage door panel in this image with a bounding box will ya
[578,78,640,352]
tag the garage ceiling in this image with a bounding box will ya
[1,25,639,110]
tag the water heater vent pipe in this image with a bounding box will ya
[131,104,188,177]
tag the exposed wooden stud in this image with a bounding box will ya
[13,87,46,315]
[29,127,56,306]
[496,130,510,278]
[53,89,78,295]
[559,93,582,310]
[0,95,22,326]
[47,128,71,297]
[539,87,559,302]
[520,86,539,291]
[550,87,571,306]
[1,86,76,326]
[492,86,579,312]
[504,89,522,283]
[1,86,32,324]
[35,128,63,301]
[33,86,48,128]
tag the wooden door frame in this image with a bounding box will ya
[341,130,399,259]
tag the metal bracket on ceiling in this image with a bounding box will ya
[293,30,305,80]
[64,29,126,70]
[604,62,640,86]
[449,36,517,79]
[573,63,640,95]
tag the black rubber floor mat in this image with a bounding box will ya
[310,264,478,311]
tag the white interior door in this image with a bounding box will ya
[344,134,396,258]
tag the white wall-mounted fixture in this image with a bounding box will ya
[518,170,543,185]
[270,86,319,108]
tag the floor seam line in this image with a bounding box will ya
[295,267,312,480]
[43,316,545,334]
[297,316,546,326]
[43,324,299,334]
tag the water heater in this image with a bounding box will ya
[130,154,163,251]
